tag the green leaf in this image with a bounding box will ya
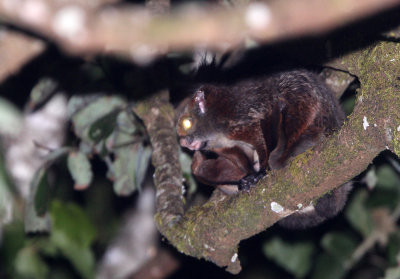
[66,95,102,119]
[28,78,58,110]
[376,165,400,191]
[50,200,96,250]
[88,109,120,143]
[33,237,58,257]
[116,110,137,135]
[111,109,142,149]
[67,151,93,190]
[0,150,14,224]
[263,237,314,278]
[50,200,96,279]
[366,164,400,209]
[382,267,400,279]
[1,221,26,272]
[367,188,400,210]
[35,148,71,215]
[33,168,50,216]
[345,189,373,237]
[113,143,151,196]
[135,145,152,189]
[14,247,49,279]
[94,139,110,158]
[387,232,400,265]
[112,128,135,149]
[113,176,131,196]
[24,205,51,233]
[26,167,51,233]
[34,148,71,214]
[321,232,358,263]
[79,141,94,155]
[43,146,71,163]
[0,185,13,224]
[0,97,23,136]
[71,96,125,142]
[51,230,95,279]
[310,254,346,279]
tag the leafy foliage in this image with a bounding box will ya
[28,78,58,109]
[345,189,374,237]
[2,201,97,279]
[383,267,400,279]
[310,253,346,279]
[14,247,49,279]
[263,237,315,278]
[25,166,51,233]
[23,92,152,232]
[67,151,93,190]
[26,147,71,233]
[0,70,154,278]
[0,147,14,225]
[50,200,96,279]
[66,95,151,196]
[0,97,23,136]
[320,232,358,263]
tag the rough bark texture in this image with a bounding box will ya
[319,68,355,99]
[133,92,185,227]
[140,40,400,273]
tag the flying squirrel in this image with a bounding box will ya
[176,69,351,228]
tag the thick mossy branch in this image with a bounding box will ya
[340,41,400,156]
[142,41,400,273]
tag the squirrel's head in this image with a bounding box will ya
[177,89,210,150]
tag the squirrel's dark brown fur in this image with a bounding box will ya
[176,69,350,228]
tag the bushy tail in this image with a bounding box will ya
[278,182,352,229]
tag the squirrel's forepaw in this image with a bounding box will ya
[238,170,266,192]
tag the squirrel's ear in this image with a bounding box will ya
[194,90,206,114]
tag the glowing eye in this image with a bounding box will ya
[182,118,192,130]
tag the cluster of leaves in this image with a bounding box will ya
[67,94,151,194]
[0,146,17,230]
[262,158,400,279]
[1,201,97,279]
[0,74,155,278]
[0,53,200,278]
[0,97,24,234]
[26,92,153,232]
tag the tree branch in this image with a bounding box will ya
[319,68,355,99]
[137,39,400,273]
[133,91,185,228]
[0,29,45,83]
[0,0,398,62]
